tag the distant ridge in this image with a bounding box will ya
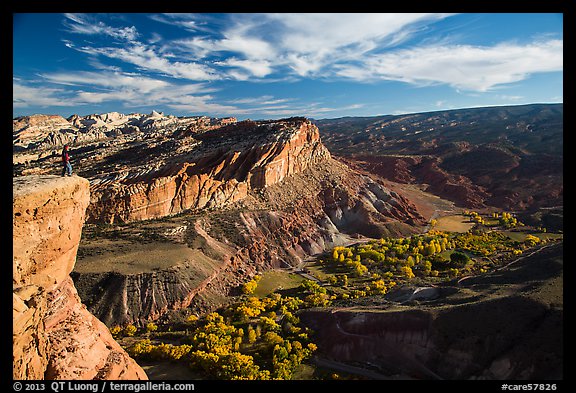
[316,103,563,212]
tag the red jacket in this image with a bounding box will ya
[62,150,70,162]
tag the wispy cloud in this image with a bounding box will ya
[66,13,454,82]
[40,71,171,93]
[59,13,562,92]
[335,40,563,91]
[63,13,139,41]
[63,14,219,81]
[216,58,274,78]
[68,41,220,81]
[14,71,228,114]
[228,96,294,105]
[220,96,364,118]
[264,13,453,55]
[13,82,80,108]
[169,13,454,79]
[148,14,216,34]
[15,70,355,118]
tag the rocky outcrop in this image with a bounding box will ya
[301,296,561,380]
[13,115,75,149]
[13,111,237,152]
[86,119,331,223]
[13,175,147,380]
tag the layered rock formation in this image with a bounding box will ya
[340,155,491,209]
[13,111,236,153]
[13,175,147,380]
[86,118,331,223]
[316,103,563,211]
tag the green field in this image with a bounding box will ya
[501,230,563,242]
[75,240,223,275]
[303,262,332,281]
[434,215,475,233]
[253,270,306,297]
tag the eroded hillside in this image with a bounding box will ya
[72,156,426,326]
[316,104,563,212]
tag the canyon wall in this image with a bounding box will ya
[13,175,147,380]
[86,120,330,223]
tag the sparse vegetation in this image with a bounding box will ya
[124,281,318,380]
[116,210,560,380]
[241,275,261,295]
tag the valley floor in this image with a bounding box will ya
[72,175,562,380]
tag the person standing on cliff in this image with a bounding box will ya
[61,144,73,177]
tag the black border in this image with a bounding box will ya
[7,2,571,390]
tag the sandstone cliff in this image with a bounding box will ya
[13,175,147,380]
[86,119,331,223]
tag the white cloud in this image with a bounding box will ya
[63,14,219,81]
[228,96,293,105]
[74,89,137,104]
[266,13,452,55]
[219,98,365,118]
[173,33,275,63]
[216,58,273,78]
[218,33,275,60]
[63,13,139,41]
[263,13,454,77]
[285,53,324,77]
[336,40,563,91]
[40,71,171,93]
[14,69,236,115]
[148,14,214,33]
[13,82,80,108]
[73,43,220,81]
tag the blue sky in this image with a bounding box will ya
[13,13,563,120]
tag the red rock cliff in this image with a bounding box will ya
[13,175,147,380]
[87,119,330,223]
